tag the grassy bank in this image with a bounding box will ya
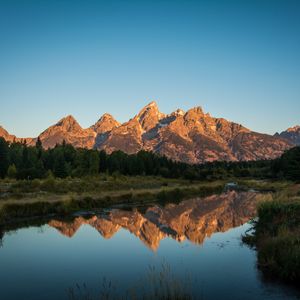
[0,176,225,225]
[243,185,300,284]
[1,175,293,228]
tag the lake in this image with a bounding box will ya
[0,191,299,299]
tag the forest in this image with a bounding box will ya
[0,137,299,181]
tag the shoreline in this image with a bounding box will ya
[243,183,300,285]
[0,177,288,230]
[0,177,226,225]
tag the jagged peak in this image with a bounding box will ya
[92,113,120,134]
[145,100,158,108]
[171,108,185,117]
[57,114,77,123]
[186,106,205,115]
[0,125,9,134]
[132,101,165,131]
[137,101,159,116]
[184,106,206,120]
[136,101,159,118]
[0,125,17,137]
[286,125,300,132]
[55,115,82,132]
[102,112,114,118]
[96,113,118,123]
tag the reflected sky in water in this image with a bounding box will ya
[0,192,299,300]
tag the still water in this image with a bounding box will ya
[0,191,299,300]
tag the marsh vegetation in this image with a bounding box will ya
[243,185,300,284]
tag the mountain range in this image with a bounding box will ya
[1,101,299,164]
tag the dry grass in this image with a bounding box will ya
[0,177,225,224]
[243,184,300,283]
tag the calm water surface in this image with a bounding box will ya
[0,191,299,300]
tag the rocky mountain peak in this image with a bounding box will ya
[0,126,9,136]
[92,113,120,134]
[185,106,205,115]
[183,106,211,130]
[286,125,300,133]
[37,115,95,149]
[144,100,158,109]
[99,113,115,121]
[56,115,82,132]
[0,126,19,143]
[278,124,300,145]
[183,106,208,124]
[136,101,165,131]
[137,101,159,116]
[171,109,185,117]
[0,126,34,144]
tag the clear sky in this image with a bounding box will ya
[0,0,299,137]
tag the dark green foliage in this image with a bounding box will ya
[0,138,9,178]
[7,164,17,178]
[35,137,42,148]
[99,150,107,172]
[271,146,300,180]
[0,139,299,181]
[0,181,223,225]
[54,152,68,178]
[243,199,300,283]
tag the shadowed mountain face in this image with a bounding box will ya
[48,191,260,251]
[275,126,300,145]
[0,101,294,163]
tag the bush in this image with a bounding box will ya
[7,164,17,179]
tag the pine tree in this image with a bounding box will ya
[99,150,107,172]
[36,137,43,160]
[0,138,9,178]
[22,145,29,169]
[36,137,42,148]
[89,151,100,175]
[54,152,68,178]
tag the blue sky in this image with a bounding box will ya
[0,0,299,137]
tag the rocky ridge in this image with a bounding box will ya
[0,101,295,163]
[275,125,300,145]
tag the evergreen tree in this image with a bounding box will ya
[273,146,300,180]
[36,137,42,148]
[36,137,43,159]
[89,151,100,175]
[99,150,107,172]
[0,138,9,178]
[22,145,29,169]
[54,152,68,178]
[9,142,23,168]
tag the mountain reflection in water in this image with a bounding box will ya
[2,191,300,300]
[48,191,259,250]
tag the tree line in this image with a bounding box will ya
[0,137,299,180]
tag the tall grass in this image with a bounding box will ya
[2,176,196,196]
[67,262,195,300]
[243,188,300,283]
[0,177,224,225]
